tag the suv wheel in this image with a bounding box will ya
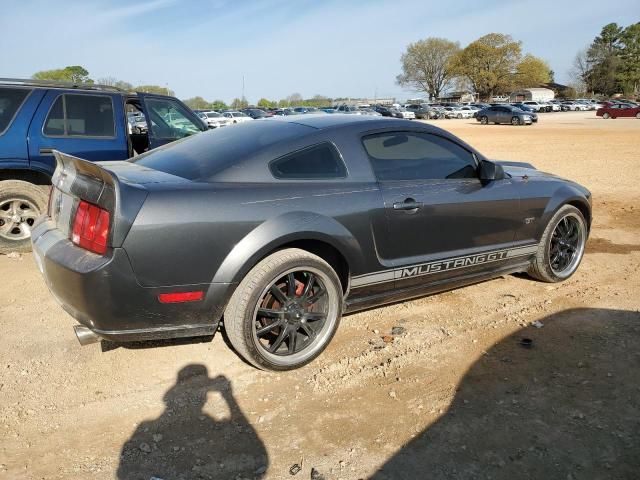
[224,248,343,370]
[480,116,488,125]
[528,205,587,282]
[0,180,49,253]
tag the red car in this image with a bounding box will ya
[596,102,640,119]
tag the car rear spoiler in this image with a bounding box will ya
[51,151,148,247]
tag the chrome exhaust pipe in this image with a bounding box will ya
[73,325,102,346]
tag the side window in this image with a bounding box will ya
[362,132,477,181]
[270,143,347,179]
[0,88,31,134]
[65,94,114,136]
[44,94,115,137]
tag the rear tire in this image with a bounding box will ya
[636,112,640,119]
[0,180,49,254]
[224,248,343,371]
[528,205,587,283]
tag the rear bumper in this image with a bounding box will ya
[32,219,232,342]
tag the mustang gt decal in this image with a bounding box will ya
[351,244,539,288]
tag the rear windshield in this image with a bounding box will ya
[130,120,314,181]
[0,88,31,134]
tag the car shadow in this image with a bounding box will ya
[371,308,640,480]
[117,365,268,479]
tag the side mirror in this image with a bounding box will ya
[479,160,505,183]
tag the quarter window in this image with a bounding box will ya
[270,143,347,179]
[44,94,115,137]
[362,132,477,181]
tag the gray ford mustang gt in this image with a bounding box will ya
[32,115,591,370]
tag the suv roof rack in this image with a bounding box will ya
[0,77,127,93]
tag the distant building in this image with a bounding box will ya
[509,87,555,102]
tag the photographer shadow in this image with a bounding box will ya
[117,365,267,479]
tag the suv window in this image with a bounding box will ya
[270,143,346,179]
[362,132,477,181]
[44,94,115,137]
[0,88,31,134]
[144,97,202,139]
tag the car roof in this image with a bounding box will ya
[268,113,416,130]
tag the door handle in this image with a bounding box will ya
[393,198,423,211]
[39,148,54,155]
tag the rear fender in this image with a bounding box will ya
[211,211,364,286]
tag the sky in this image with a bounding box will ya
[1,0,637,103]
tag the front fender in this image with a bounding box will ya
[535,184,592,239]
[211,211,365,285]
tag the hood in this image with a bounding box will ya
[494,160,557,179]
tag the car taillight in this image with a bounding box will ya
[71,200,110,255]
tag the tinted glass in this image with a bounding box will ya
[131,120,315,181]
[44,95,65,135]
[0,88,30,133]
[270,143,346,179]
[362,132,476,181]
[65,95,115,136]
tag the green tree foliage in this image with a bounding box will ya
[257,98,276,108]
[396,38,460,99]
[618,23,640,96]
[210,100,228,111]
[515,54,552,87]
[230,97,249,109]
[183,96,211,110]
[134,85,175,96]
[451,33,522,100]
[32,65,93,84]
[96,77,134,91]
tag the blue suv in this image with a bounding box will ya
[0,78,206,252]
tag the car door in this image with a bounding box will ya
[137,93,206,150]
[28,90,128,174]
[361,130,524,290]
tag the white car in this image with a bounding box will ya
[443,106,474,119]
[560,102,589,111]
[198,111,231,128]
[222,111,253,124]
[391,107,416,119]
[521,101,547,112]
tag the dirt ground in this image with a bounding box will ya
[1,112,639,480]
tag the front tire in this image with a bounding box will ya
[511,116,521,126]
[0,180,49,254]
[224,248,343,370]
[528,205,587,282]
[480,116,488,125]
[603,112,610,119]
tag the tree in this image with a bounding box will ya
[286,93,303,105]
[514,54,551,88]
[230,97,249,109]
[210,100,228,111]
[183,96,211,110]
[618,22,640,96]
[134,85,175,96]
[585,23,624,96]
[451,33,522,100]
[569,49,589,93]
[96,77,134,91]
[257,98,276,108]
[396,38,460,99]
[32,65,93,84]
